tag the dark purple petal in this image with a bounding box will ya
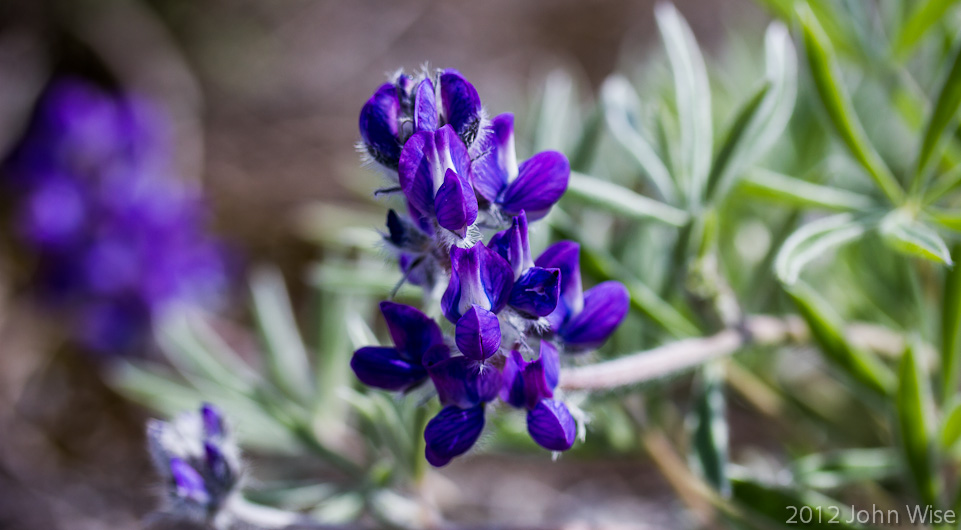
[434,168,478,234]
[535,241,583,326]
[201,403,224,438]
[500,151,570,220]
[204,441,232,485]
[170,458,210,504]
[469,113,515,202]
[379,301,444,363]
[421,343,451,369]
[359,83,402,169]
[539,341,560,391]
[441,242,515,323]
[560,281,630,349]
[487,210,533,278]
[455,305,501,360]
[439,69,482,147]
[499,350,528,408]
[351,346,427,391]
[385,209,408,248]
[414,78,438,133]
[429,356,502,408]
[527,399,576,451]
[398,131,437,216]
[522,351,554,409]
[424,404,485,467]
[509,266,560,318]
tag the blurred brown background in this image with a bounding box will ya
[0,0,756,528]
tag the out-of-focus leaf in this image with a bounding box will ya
[534,69,577,152]
[924,164,961,204]
[308,261,420,299]
[940,397,961,449]
[896,344,940,506]
[656,2,712,204]
[942,244,961,400]
[730,477,860,529]
[879,210,953,265]
[564,172,690,227]
[251,267,315,404]
[775,213,873,285]
[892,0,961,60]
[913,32,961,189]
[787,282,896,396]
[690,362,729,496]
[798,5,904,204]
[312,289,360,427]
[929,207,961,231]
[600,75,677,202]
[792,448,898,489]
[706,22,798,202]
[740,169,875,212]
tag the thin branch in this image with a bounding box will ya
[559,314,923,391]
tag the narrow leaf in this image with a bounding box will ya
[600,75,677,202]
[565,172,690,227]
[942,244,961,400]
[690,362,729,496]
[792,448,898,489]
[896,344,940,506]
[740,169,875,212]
[775,213,872,285]
[879,210,953,264]
[892,0,961,60]
[913,31,961,188]
[798,4,903,204]
[251,267,315,403]
[731,478,861,529]
[656,3,712,204]
[787,282,896,396]
[704,82,771,201]
[941,398,961,449]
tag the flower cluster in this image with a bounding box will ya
[2,80,228,355]
[352,69,630,466]
[147,404,242,525]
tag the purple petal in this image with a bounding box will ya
[201,403,224,438]
[469,113,516,202]
[560,281,630,349]
[18,177,86,247]
[439,69,482,147]
[539,341,560,391]
[428,356,502,408]
[487,210,533,278]
[527,399,576,451]
[398,131,437,216]
[442,243,515,323]
[455,305,501,361]
[424,404,485,467]
[521,350,554,408]
[434,124,471,177]
[204,441,232,484]
[379,301,444,363]
[421,343,451,369]
[351,346,427,391]
[535,241,583,325]
[414,78,438,133]
[509,266,560,318]
[434,168,478,234]
[499,350,528,408]
[169,458,210,504]
[359,83,402,169]
[500,151,570,220]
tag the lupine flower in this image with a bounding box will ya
[2,79,228,355]
[470,113,570,220]
[353,67,630,467]
[535,241,630,350]
[147,403,242,524]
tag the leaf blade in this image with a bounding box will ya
[564,172,690,227]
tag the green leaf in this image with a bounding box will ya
[731,478,861,529]
[656,3,712,204]
[912,31,961,190]
[600,75,677,202]
[940,397,961,449]
[792,448,898,489]
[798,4,904,204]
[879,210,953,264]
[892,0,961,60]
[775,213,873,285]
[929,206,961,231]
[740,168,875,212]
[942,244,961,401]
[533,69,577,153]
[564,172,690,227]
[690,362,729,496]
[786,282,896,396]
[896,344,940,506]
[705,22,798,203]
[251,267,315,403]
[923,163,961,204]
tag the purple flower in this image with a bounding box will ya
[489,212,560,318]
[441,241,514,323]
[535,242,630,350]
[358,74,413,170]
[424,404,486,467]
[428,355,502,408]
[500,342,575,451]
[350,301,448,391]
[470,114,570,220]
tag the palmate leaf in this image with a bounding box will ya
[655,3,712,205]
[912,30,961,189]
[775,213,874,285]
[564,172,690,227]
[879,210,953,265]
[798,4,904,204]
[892,0,961,60]
[896,344,940,506]
[739,169,875,212]
[600,75,677,202]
